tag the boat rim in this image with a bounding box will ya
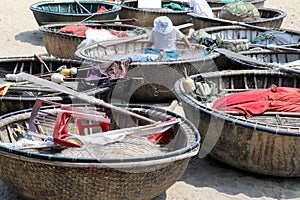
[39,23,148,39]
[188,7,287,24]
[75,42,221,66]
[30,1,122,16]
[0,103,201,164]
[175,70,300,137]
[121,0,192,13]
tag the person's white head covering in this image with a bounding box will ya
[153,16,174,34]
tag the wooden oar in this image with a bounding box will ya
[34,54,51,72]
[42,18,138,25]
[74,0,91,14]
[249,44,300,53]
[91,24,186,49]
[85,18,138,24]
[176,23,194,30]
[17,145,59,150]
[188,12,279,31]
[17,73,156,124]
[97,34,149,48]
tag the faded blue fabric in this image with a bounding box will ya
[145,47,179,60]
[118,48,179,62]
[119,53,159,62]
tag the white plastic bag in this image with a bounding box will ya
[77,29,117,49]
[189,0,214,18]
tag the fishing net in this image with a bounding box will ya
[251,31,300,45]
[191,30,249,52]
[57,137,164,159]
[218,0,260,22]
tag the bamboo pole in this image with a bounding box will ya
[17,73,156,124]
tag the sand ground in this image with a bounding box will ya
[0,0,299,199]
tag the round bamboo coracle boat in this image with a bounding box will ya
[0,102,200,199]
[189,7,287,29]
[75,39,222,102]
[192,25,300,49]
[175,69,300,177]
[207,0,266,8]
[0,56,111,115]
[119,0,193,27]
[216,48,300,73]
[30,1,122,26]
[39,23,149,59]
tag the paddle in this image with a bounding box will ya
[188,12,278,31]
[17,72,156,124]
[42,18,138,25]
[34,54,51,72]
[96,34,149,48]
[214,48,300,75]
[249,44,300,53]
[74,0,91,14]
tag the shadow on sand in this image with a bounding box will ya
[15,30,44,47]
[154,156,300,199]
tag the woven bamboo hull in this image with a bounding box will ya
[0,104,200,199]
[40,23,148,59]
[175,70,300,177]
[30,1,121,26]
[0,56,110,115]
[207,0,266,8]
[119,0,192,27]
[191,8,286,29]
[75,40,222,102]
[0,151,189,200]
[195,25,300,49]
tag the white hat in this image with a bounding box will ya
[154,16,173,34]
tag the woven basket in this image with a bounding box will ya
[30,1,121,26]
[207,0,266,8]
[119,0,193,27]
[40,23,149,59]
[75,39,222,102]
[190,7,287,29]
[0,103,200,199]
[0,56,111,115]
[174,69,300,177]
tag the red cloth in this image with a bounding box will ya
[58,26,129,37]
[97,6,108,12]
[58,25,92,36]
[212,87,300,118]
[109,30,129,37]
